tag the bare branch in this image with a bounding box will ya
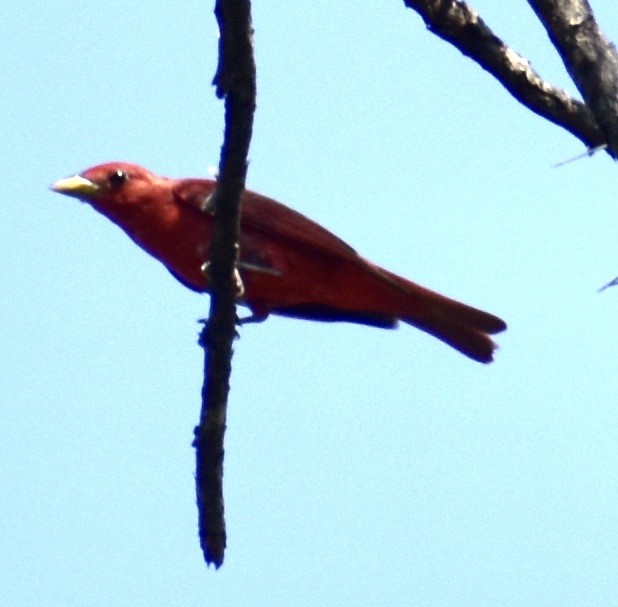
[403,0,606,151]
[193,0,256,569]
[528,0,618,158]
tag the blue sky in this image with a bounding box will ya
[3,2,618,605]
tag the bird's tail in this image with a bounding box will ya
[383,270,506,363]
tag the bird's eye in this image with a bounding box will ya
[108,169,128,188]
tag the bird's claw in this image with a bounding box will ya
[201,261,245,297]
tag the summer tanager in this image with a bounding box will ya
[51,162,506,362]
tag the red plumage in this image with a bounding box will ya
[52,162,506,362]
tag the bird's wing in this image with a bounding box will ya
[172,178,360,261]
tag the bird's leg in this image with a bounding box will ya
[200,259,281,297]
[201,261,245,298]
[236,313,268,325]
[200,259,280,326]
[233,262,281,325]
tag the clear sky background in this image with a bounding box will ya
[3,2,618,605]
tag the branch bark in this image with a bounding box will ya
[193,0,256,569]
[528,0,618,158]
[403,0,607,153]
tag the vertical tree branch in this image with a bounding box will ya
[193,0,256,569]
[527,0,618,157]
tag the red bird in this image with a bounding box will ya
[51,162,506,362]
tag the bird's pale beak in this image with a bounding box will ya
[50,175,100,199]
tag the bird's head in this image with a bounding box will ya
[50,162,168,215]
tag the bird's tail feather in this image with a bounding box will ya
[385,271,506,363]
[408,311,503,363]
